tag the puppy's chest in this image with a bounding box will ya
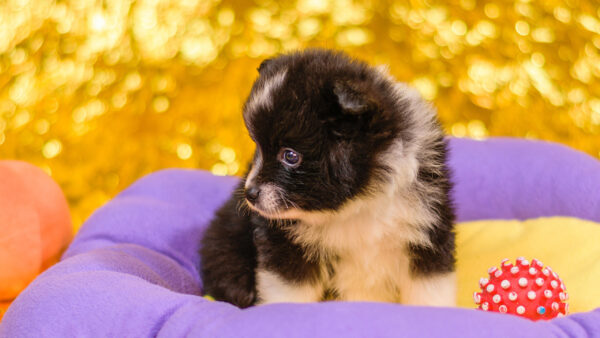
[290,214,415,301]
[325,239,409,301]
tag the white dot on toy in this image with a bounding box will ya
[474,258,568,320]
[473,292,481,304]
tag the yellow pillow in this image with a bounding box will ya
[456,217,600,313]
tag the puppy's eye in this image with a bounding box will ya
[279,148,302,167]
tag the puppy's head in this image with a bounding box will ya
[241,49,427,220]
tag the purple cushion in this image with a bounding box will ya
[2,137,600,337]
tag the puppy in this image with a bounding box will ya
[200,49,456,308]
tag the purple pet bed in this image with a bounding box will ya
[2,138,600,337]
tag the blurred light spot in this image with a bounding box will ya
[153,96,169,113]
[579,14,600,34]
[177,143,193,160]
[298,0,329,14]
[553,7,571,23]
[517,40,532,53]
[467,120,488,140]
[35,119,50,134]
[438,72,453,87]
[515,3,533,18]
[590,99,600,116]
[531,53,545,67]
[90,12,107,32]
[12,110,31,128]
[298,18,321,38]
[531,27,554,43]
[250,8,271,31]
[72,107,86,123]
[460,0,476,10]
[43,139,62,158]
[476,20,497,38]
[451,20,467,36]
[124,72,142,91]
[219,147,236,163]
[412,77,437,100]
[336,28,372,46]
[181,36,217,63]
[112,93,127,108]
[484,4,500,18]
[515,21,530,36]
[211,163,228,176]
[217,8,235,26]
[451,123,467,137]
[571,60,592,83]
[10,48,27,65]
[9,74,35,105]
[568,88,586,103]
[228,162,239,175]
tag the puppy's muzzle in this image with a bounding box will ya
[245,186,260,204]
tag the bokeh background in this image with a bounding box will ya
[1,0,599,231]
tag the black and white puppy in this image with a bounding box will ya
[200,49,456,308]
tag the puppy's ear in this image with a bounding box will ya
[257,58,272,73]
[333,80,375,115]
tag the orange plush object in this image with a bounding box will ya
[0,160,72,301]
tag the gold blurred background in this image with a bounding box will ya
[0,0,599,231]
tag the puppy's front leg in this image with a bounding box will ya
[400,272,456,307]
[255,269,323,304]
[253,225,322,305]
[401,242,457,306]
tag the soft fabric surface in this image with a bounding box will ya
[1,137,600,337]
[456,217,600,313]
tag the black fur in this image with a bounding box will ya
[409,139,456,275]
[200,49,455,308]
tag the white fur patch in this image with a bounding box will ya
[400,272,456,306]
[246,69,288,115]
[257,183,284,214]
[255,269,322,304]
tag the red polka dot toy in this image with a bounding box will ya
[473,257,568,320]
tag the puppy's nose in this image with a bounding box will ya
[245,186,260,204]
